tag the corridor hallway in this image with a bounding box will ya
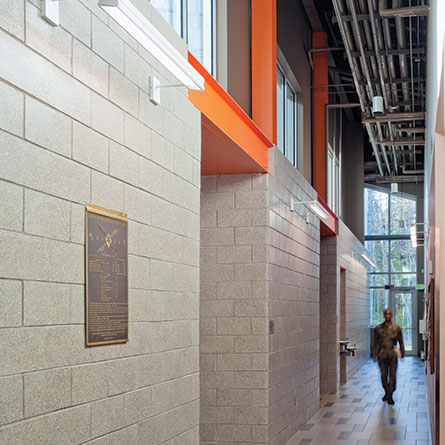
[287,357,431,445]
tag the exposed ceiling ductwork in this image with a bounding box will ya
[378,0,430,18]
[330,0,428,179]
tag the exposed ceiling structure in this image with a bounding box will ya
[314,0,429,183]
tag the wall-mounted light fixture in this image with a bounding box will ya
[410,223,427,248]
[290,199,329,222]
[410,223,417,247]
[360,252,377,268]
[352,251,377,268]
[98,0,204,104]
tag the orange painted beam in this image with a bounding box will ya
[318,196,338,236]
[313,32,329,202]
[251,0,277,144]
[188,52,273,174]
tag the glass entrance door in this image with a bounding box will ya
[389,288,417,355]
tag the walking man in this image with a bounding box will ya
[372,309,405,405]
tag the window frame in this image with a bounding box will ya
[276,56,301,169]
[364,185,418,326]
[327,144,340,214]
[151,0,217,75]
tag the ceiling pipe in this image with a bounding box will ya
[379,3,400,108]
[362,111,425,124]
[379,0,430,17]
[375,139,425,146]
[365,175,424,183]
[396,126,425,134]
[380,148,423,155]
[346,0,392,174]
[332,0,385,176]
[366,0,399,173]
[358,0,380,83]
[327,103,361,109]
[350,47,425,58]
[391,0,411,110]
[402,156,424,175]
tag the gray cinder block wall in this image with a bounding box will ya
[0,1,201,443]
[319,220,370,394]
[200,148,320,445]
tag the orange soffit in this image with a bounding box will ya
[188,52,273,175]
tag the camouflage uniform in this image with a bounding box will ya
[372,322,405,397]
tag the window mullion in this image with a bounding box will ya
[181,0,188,42]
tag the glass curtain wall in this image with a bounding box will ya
[364,185,417,326]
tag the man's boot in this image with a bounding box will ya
[387,395,395,405]
[382,392,388,402]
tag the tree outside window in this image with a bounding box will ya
[364,185,417,326]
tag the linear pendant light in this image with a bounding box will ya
[98,0,204,91]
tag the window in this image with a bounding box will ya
[364,185,417,325]
[327,146,340,214]
[151,0,215,74]
[150,0,181,34]
[277,64,298,167]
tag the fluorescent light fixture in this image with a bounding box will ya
[308,201,329,220]
[410,223,417,248]
[290,199,329,220]
[360,252,377,268]
[98,0,204,91]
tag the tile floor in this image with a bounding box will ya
[286,357,432,445]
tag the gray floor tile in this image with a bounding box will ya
[286,357,431,445]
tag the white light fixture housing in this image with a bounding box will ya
[360,252,377,268]
[352,250,377,268]
[42,0,62,26]
[372,96,384,115]
[410,222,428,248]
[410,223,417,248]
[290,199,329,222]
[98,0,204,105]
[391,182,398,194]
[149,75,161,105]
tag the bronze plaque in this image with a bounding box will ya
[85,203,128,346]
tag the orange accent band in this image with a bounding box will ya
[251,0,277,144]
[188,52,273,174]
[313,32,329,202]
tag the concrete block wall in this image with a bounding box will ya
[319,235,340,394]
[320,220,370,394]
[200,148,321,445]
[267,148,320,445]
[200,173,270,444]
[337,220,370,380]
[0,1,201,443]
